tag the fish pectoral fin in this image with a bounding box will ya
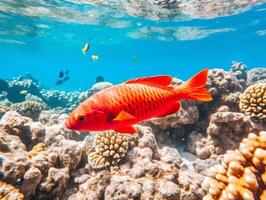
[113,126,137,134]
[157,102,181,117]
[113,110,135,121]
[125,75,172,86]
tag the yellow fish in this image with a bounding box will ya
[82,43,89,55]
[91,54,99,62]
[20,90,28,95]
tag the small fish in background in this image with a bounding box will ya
[91,54,99,62]
[55,69,70,85]
[19,90,28,95]
[82,43,89,55]
[55,79,64,85]
[63,76,70,82]
[59,70,64,78]
[132,56,138,62]
[96,75,104,83]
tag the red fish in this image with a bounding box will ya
[65,69,212,134]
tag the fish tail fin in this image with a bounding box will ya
[177,69,213,102]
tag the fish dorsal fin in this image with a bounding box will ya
[125,75,172,86]
[113,110,135,121]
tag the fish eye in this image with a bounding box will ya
[78,115,85,122]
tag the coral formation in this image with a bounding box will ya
[41,90,79,112]
[11,100,45,120]
[0,181,24,200]
[8,76,41,102]
[206,68,243,97]
[240,83,266,119]
[231,61,247,88]
[203,131,266,200]
[247,68,266,86]
[193,111,266,158]
[88,130,129,169]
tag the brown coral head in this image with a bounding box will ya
[88,130,129,169]
[240,83,266,119]
[0,181,24,200]
[203,131,266,200]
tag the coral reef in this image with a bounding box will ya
[0,64,265,199]
[193,111,266,159]
[240,83,266,119]
[8,76,41,103]
[41,90,79,112]
[11,100,46,120]
[203,131,266,200]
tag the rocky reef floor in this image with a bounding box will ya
[0,62,266,199]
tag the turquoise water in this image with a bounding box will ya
[0,0,266,91]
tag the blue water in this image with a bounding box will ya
[0,0,266,91]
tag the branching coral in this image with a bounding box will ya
[0,181,24,200]
[88,131,129,169]
[203,131,266,200]
[240,83,266,119]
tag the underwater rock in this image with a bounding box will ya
[0,111,48,149]
[207,69,243,97]
[240,83,266,119]
[49,139,84,171]
[0,126,26,153]
[137,125,160,159]
[105,175,142,199]
[19,166,42,197]
[44,122,85,147]
[92,81,113,91]
[199,111,266,158]
[247,67,266,86]
[36,167,70,199]
[78,82,113,103]
[203,131,266,200]
[0,111,32,139]
[178,156,216,200]
[29,122,46,144]
[1,153,30,183]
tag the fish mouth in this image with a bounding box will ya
[65,119,72,129]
